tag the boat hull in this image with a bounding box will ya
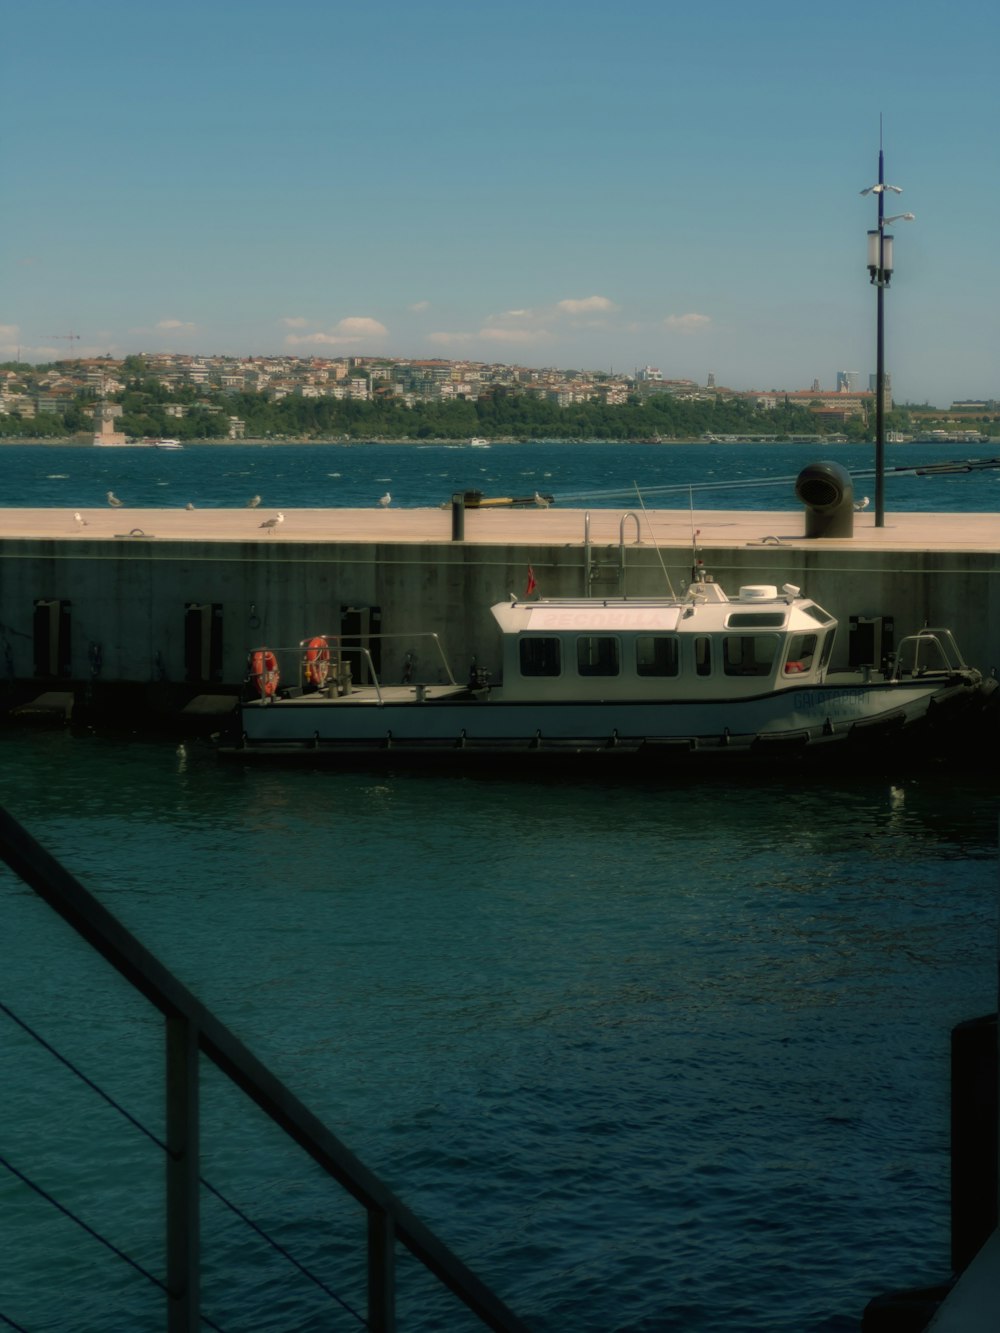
[228,674,982,761]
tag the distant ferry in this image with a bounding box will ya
[91,436,183,448]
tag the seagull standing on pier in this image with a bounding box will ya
[379,492,391,508]
[107,491,123,507]
[246,494,261,509]
[854,496,870,511]
[259,512,284,534]
[74,511,88,527]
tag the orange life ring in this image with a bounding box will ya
[303,635,331,687]
[250,648,280,697]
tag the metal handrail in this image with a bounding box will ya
[0,805,531,1333]
[618,512,642,595]
[891,629,970,679]
[248,631,459,702]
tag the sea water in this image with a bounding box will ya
[1,442,998,1331]
[4,438,1000,511]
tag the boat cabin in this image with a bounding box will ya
[490,582,838,702]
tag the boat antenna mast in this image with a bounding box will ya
[688,486,705,584]
[632,482,676,596]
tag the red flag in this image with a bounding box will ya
[525,565,537,596]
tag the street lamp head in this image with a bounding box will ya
[867,230,894,286]
[883,212,915,224]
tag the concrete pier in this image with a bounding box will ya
[2,505,999,722]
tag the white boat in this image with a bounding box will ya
[469,437,490,448]
[225,574,985,763]
[147,437,183,449]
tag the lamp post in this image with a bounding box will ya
[861,136,914,528]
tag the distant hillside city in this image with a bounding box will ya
[1,352,996,443]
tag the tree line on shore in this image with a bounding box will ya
[0,371,989,442]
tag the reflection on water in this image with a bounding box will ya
[1,726,997,1331]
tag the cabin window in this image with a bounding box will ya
[726,612,786,628]
[636,635,680,677]
[520,636,561,677]
[783,633,817,675]
[803,603,835,626]
[694,637,712,677]
[723,635,778,677]
[818,631,835,671]
[576,636,619,677]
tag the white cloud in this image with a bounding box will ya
[286,316,388,347]
[280,316,311,328]
[556,295,616,315]
[663,312,712,333]
[479,327,552,345]
[427,299,615,351]
[337,317,387,337]
[428,331,472,346]
[0,323,19,340]
[156,319,197,332]
[408,301,430,313]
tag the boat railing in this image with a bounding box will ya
[247,632,458,702]
[891,628,970,679]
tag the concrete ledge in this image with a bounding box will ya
[2,507,999,695]
[1,506,1000,553]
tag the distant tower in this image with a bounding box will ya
[707,371,716,389]
[836,370,859,393]
[93,400,126,446]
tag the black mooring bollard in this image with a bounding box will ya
[451,492,465,541]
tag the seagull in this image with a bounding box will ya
[107,491,123,507]
[533,491,551,508]
[185,502,195,510]
[259,512,285,533]
[379,492,391,508]
[854,496,870,511]
[246,494,261,509]
[860,183,903,195]
[74,511,88,527]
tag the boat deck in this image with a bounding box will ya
[256,683,471,705]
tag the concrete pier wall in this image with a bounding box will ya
[2,507,999,709]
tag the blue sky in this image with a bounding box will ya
[3,0,998,406]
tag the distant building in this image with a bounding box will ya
[782,390,871,420]
[869,372,892,413]
[836,370,859,393]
